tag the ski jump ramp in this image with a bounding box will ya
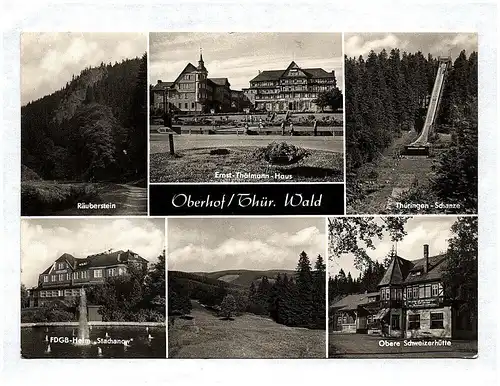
[406,56,451,156]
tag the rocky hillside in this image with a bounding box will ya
[21,54,147,183]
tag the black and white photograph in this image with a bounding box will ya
[21,33,148,216]
[328,216,478,358]
[168,218,327,358]
[149,32,344,183]
[345,33,478,214]
[20,218,166,358]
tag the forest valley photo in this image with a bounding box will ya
[168,252,326,358]
[346,49,477,214]
[21,54,148,216]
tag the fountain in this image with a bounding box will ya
[75,287,90,345]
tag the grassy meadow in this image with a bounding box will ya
[150,146,343,183]
[168,301,326,359]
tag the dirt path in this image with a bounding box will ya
[98,184,147,215]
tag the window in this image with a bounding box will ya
[43,276,48,283]
[73,272,79,279]
[108,268,117,277]
[57,262,66,269]
[58,274,64,281]
[408,314,420,330]
[391,314,400,330]
[58,290,63,297]
[337,316,342,325]
[185,103,188,109]
[413,286,418,299]
[94,269,102,278]
[191,102,195,109]
[66,273,71,280]
[118,267,125,276]
[51,275,56,282]
[430,313,444,329]
[40,291,46,298]
[425,285,431,298]
[432,284,439,297]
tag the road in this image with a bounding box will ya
[150,133,343,153]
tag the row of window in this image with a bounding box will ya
[42,268,125,283]
[405,283,443,300]
[339,312,445,330]
[256,93,319,100]
[40,289,82,298]
[408,313,444,329]
[380,283,444,301]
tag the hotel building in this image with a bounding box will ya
[330,244,476,339]
[28,250,148,308]
[248,61,336,112]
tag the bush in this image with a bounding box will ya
[255,142,310,165]
[220,294,237,319]
[209,148,230,155]
[21,307,76,323]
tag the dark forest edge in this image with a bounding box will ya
[169,252,326,330]
[21,54,148,214]
[346,49,477,213]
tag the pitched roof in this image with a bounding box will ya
[378,254,448,286]
[330,292,379,311]
[173,63,198,84]
[208,77,230,86]
[249,62,334,83]
[378,255,414,286]
[152,81,174,91]
[404,254,447,284]
[41,250,148,274]
[250,70,286,82]
[303,68,335,78]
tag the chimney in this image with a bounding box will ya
[157,80,162,84]
[423,244,429,273]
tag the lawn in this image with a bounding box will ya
[150,146,343,183]
[328,333,477,358]
[168,301,326,358]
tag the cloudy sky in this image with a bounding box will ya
[345,33,477,60]
[168,218,326,272]
[21,32,147,105]
[21,218,165,287]
[329,216,459,278]
[150,32,343,91]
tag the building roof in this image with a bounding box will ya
[152,81,174,91]
[40,250,148,274]
[249,62,334,83]
[330,292,379,311]
[173,63,198,84]
[404,254,447,284]
[378,253,448,286]
[208,77,230,87]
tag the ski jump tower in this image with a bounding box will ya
[405,56,452,155]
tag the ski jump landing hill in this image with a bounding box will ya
[405,56,452,156]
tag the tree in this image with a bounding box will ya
[328,216,410,269]
[220,294,237,319]
[442,217,478,332]
[21,284,30,308]
[312,255,326,329]
[313,88,343,112]
[296,251,313,327]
